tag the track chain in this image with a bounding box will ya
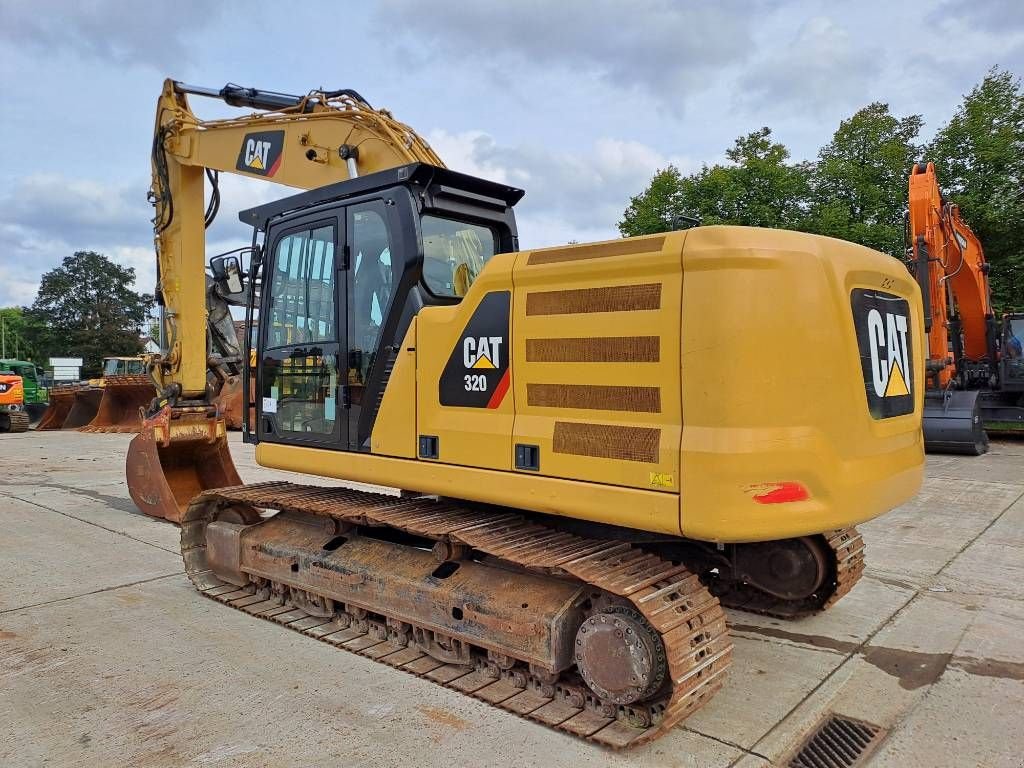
[3,410,30,432]
[711,528,865,619]
[181,481,733,748]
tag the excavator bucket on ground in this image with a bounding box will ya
[35,385,79,430]
[126,404,240,523]
[79,375,155,433]
[62,387,104,429]
[922,390,989,455]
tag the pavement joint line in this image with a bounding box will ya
[924,473,1024,489]
[932,486,1024,579]
[681,727,771,761]
[7,493,180,556]
[0,572,182,615]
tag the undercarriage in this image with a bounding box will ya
[183,482,862,747]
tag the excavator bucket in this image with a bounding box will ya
[62,387,104,429]
[126,404,241,523]
[35,385,79,430]
[79,375,155,433]
[923,389,989,455]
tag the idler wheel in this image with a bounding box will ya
[574,606,666,705]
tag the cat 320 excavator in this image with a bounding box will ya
[908,162,1024,455]
[125,80,924,748]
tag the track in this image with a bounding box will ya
[182,482,733,748]
[708,528,865,619]
[1,410,30,433]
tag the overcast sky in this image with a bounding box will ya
[0,0,1021,307]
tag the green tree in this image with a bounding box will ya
[0,307,46,365]
[927,68,1024,310]
[619,128,811,237]
[25,251,153,377]
[701,128,812,228]
[619,166,689,236]
[806,103,923,257]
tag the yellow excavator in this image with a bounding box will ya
[125,80,924,747]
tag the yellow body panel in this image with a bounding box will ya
[257,442,683,535]
[415,253,518,471]
[511,234,683,492]
[290,225,925,543]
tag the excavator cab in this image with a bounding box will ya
[1001,314,1024,389]
[240,163,522,453]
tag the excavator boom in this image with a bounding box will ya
[128,79,443,521]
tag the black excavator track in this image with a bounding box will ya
[182,482,733,748]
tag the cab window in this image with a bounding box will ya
[350,204,394,386]
[421,216,497,298]
[268,224,336,348]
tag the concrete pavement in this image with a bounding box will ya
[1,431,1022,767]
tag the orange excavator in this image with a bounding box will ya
[908,162,1024,454]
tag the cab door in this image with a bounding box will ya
[257,216,347,448]
[346,200,399,450]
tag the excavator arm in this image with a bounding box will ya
[908,161,996,385]
[128,79,444,521]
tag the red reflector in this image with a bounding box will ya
[749,481,810,504]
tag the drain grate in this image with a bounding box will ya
[789,714,884,768]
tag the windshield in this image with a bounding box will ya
[103,358,144,376]
[1007,317,1023,360]
[421,216,497,298]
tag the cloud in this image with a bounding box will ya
[428,129,694,247]
[739,17,884,117]
[0,171,268,307]
[927,0,1024,35]
[0,0,226,70]
[3,174,150,245]
[375,0,754,109]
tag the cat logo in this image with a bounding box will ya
[244,140,271,170]
[235,130,284,177]
[464,336,503,370]
[440,292,511,408]
[852,288,915,419]
[867,308,911,398]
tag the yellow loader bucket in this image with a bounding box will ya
[35,385,80,430]
[126,404,241,523]
[80,375,155,433]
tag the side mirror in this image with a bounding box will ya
[210,253,245,295]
